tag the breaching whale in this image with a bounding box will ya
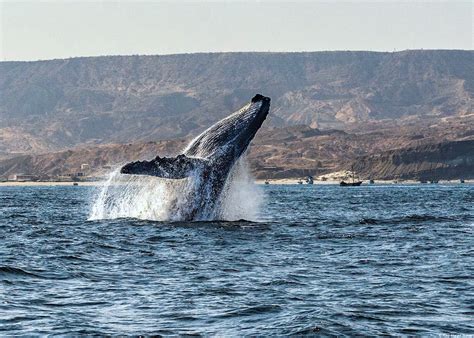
[120,94,271,220]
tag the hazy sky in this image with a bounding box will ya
[0,0,472,61]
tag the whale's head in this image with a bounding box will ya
[184,94,270,161]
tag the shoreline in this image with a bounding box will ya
[255,179,472,185]
[0,181,102,187]
[0,179,471,187]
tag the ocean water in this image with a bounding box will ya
[1,184,473,335]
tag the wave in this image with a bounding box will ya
[217,304,282,318]
[0,266,42,279]
[359,214,459,225]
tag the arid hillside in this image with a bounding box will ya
[1,115,472,180]
[1,50,472,158]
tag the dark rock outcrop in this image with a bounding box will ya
[353,140,474,180]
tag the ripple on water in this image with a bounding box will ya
[0,184,473,335]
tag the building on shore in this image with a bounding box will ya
[80,163,90,171]
[8,174,39,182]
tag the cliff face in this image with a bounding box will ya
[353,140,474,180]
[1,50,472,156]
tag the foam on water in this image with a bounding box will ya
[89,158,262,221]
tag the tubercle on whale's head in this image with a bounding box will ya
[184,94,271,160]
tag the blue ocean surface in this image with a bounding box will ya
[1,184,473,335]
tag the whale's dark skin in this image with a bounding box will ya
[120,94,271,220]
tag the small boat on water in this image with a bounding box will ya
[264,180,270,185]
[460,179,465,184]
[340,166,362,187]
[369,179,375,184]
[297,180,303,185]
[340,181,362,187]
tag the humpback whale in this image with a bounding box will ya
[120,94,271,220]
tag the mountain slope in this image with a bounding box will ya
[1,50,472,156]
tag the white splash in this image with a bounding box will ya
[88,158,263,222]
[219,159,264,221]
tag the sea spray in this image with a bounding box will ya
[89,169,171,220]
[219,159,264,221]
[89,158,263,221]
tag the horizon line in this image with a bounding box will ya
[1,48,472,63]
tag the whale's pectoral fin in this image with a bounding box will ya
[120,154,208,179]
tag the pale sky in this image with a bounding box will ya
[0,0,472,61]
